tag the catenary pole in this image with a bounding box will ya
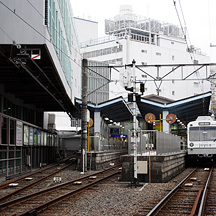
[132,59,137,182]
[81,59,88,173]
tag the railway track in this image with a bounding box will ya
[0,157,76,203]
[0,165,121,216]
[199,167,216,215]
[141,167,213,216]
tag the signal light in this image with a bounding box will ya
[128,93,133,102]
[128,93,141,102]
[140,83,145,95]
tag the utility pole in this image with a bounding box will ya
[81,59,88,173]
[132,59,138,184]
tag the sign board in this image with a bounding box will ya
[31,49,41,60]
[88,118,93,127]
[137,161,148,174]
[109,134,127,138]
[16,121,23,146]
[38,130,41,146]
[24,125,29,145]
[87,110,90,122]
[166,113,176,124]
[29,127,33,145]
[145,113,156,124]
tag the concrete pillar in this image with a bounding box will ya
[163,110,170,133]
[94,111,101,151]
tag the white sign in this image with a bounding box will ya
[16,121,23,146]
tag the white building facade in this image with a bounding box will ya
[80,5,211,100]
[74,17,98,43]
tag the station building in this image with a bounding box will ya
[0,0,81,177]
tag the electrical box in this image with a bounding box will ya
[137,161,148,174]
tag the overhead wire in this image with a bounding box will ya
[0,25,14,43]
[0,1,115,103]
[173,0,204,92]
[26,0,82,59]
[180,0,204,92]
[0,0,82,68]
[0,0,114,87]
[208,0,215,56]
[178,0,196,61]
[27,0,44,18]
[172,0,194,62]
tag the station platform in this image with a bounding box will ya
[87,150,127,170]
[121,151,186,183]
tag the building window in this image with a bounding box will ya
[141,62,147,65]
[44,0,48,25]
[172,91,175,96]
[172,55,175,61]
[194,82,199,87]
[171,41,174,44]
[156,52,161,56]
[47,0,74,87]
[141,49,147,53]
[71,119,81,127]
[142,75,147,78]
[194,60,198,64]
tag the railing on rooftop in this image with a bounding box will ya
[80,35,118,48]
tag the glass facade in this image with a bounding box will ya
[87,61,110,104]
[46,0,74,87]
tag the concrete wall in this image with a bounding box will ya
[121,152,186,183]
[87,150,127,170]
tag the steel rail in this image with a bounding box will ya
[0,165,121,210]
[147,168,197,216]
[0,160,76,203]
[190,189,202,216]
[0,157,74,189]
[198,167,213,216]
[19,170,120,216]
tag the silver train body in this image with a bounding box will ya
[187,116,216,158]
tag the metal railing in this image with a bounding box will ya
[128,130,181,155]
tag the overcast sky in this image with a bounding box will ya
[71,0,216,61]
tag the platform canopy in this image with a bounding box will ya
[0,44,78,118]
[137,91,212,125]
[75,96,133,122]
[76,92,211,125]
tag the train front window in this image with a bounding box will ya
[189,127,199,141]
[189,126,216,141]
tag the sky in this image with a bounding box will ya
[71,0,216,61]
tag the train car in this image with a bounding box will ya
[187,116,216,160]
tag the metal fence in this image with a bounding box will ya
[89,136,127,152]
[128,130,181,155]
